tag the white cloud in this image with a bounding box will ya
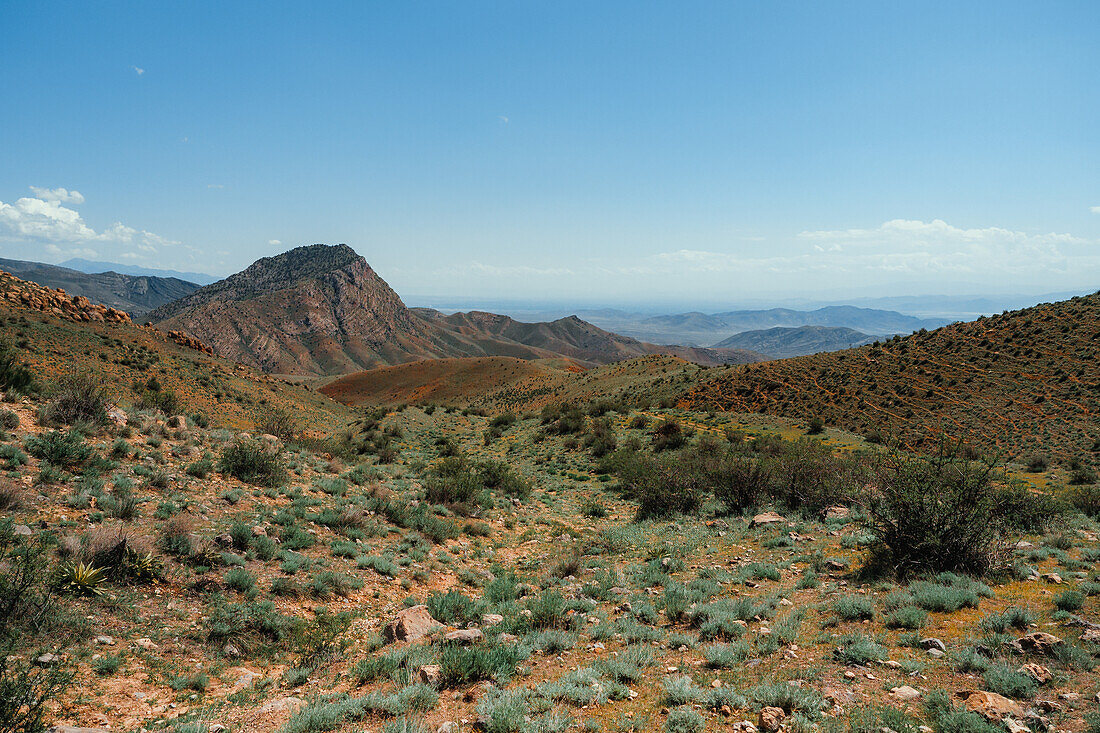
[453,262,574,277]
[0,186,179,266]
[625,219,1097,282]
[207,184,224,189]
[28,186,84,204]
[268,239,282,246]
[1091,206,1100,214]
[498,115,509,124]
[133,66,144,75]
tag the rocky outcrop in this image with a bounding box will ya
[0,271,131,324]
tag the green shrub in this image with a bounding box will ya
[224,568,257,593]
[864,450,1008,576]
[833,634,888,665]
[982,664,1036,700]
[884,606,927,630]
[1053,589,1084,611]
[0,341,35,393]
[40,373,111,427]
[439,642,527,686]
[910,578,985,612]
[665,707,704,733]
[217,439,285,487]
[662,675,702,706]
[831,595,875,621]
[427,590,483,625]
[980,606,1034,633]
[24,429,92,468]
[93,654,123,675]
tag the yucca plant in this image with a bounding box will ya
[56,561,108,596]
[118,549,164,584]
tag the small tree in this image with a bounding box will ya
[863,446,1007,577]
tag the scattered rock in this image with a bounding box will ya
[419,665,442,685]
[1040,573,1062,584]
[1018,663,1052,684]
[444,628,484,644]
[920,638,946,652]
[822,506,849,521]
[961,690,1026,721]
[1011,632,1062,655]
[482,613,504,626]
[750,512,786,527]
[438,723,459,733]
[13,525,32,537]
[167,415,187,429]
[731,722,756,733]
[891,685,921,701]
[95,635,114,646]
[384,605,440,643]
[49,728,111,733]
[757,706,785,732]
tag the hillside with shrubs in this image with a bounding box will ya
[680,292,1100,468]
[0,285,1099,733]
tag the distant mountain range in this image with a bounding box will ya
[712,325,877,359]
[148,244,764,375]
[0,257,201,316]
[60,258,220,285]
[569,305,949,347]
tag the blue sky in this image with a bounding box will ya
[1,1,1097,307]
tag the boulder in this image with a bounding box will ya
[481,613,504,626]
[891,685,921,701]
[384,605,440,643]
[750,512,786,528]
[1019,663,1052,684]
[920,638,946,653]
[1012,632,1062,655]
[962,690,1025,720]
[757,706,785,732]
[822,506,849,521]
[167,415,187,429]
[419,664,442,685]
[444,628,484,644]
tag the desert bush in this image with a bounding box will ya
[1053,589,1084,611]
[884,606,927,630]
[0,409,18,431]
[651,419,690,452]
[256,409,296,440]
[0,341,35,393]
[910,575,988,612]
[439,642,527,687]
[204,598,296,652]
[982,663,1036,699]
[24,429,92,468]
[664,707,704,733]
[980,606,1034,633]
[831,595,875,621]
[40,373,112,427]
[863,449,1009,576]
[217,439,285,487]
[662,675,702,706]
[1063,483,1100,518]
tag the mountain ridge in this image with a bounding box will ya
[0,257,201,316]
[150,244,765,375]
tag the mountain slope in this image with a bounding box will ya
[712,325,876,358]
[0,270,349,432]
[151,245,765,375]
[0,257,200,316]
[680,292,1100,462]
